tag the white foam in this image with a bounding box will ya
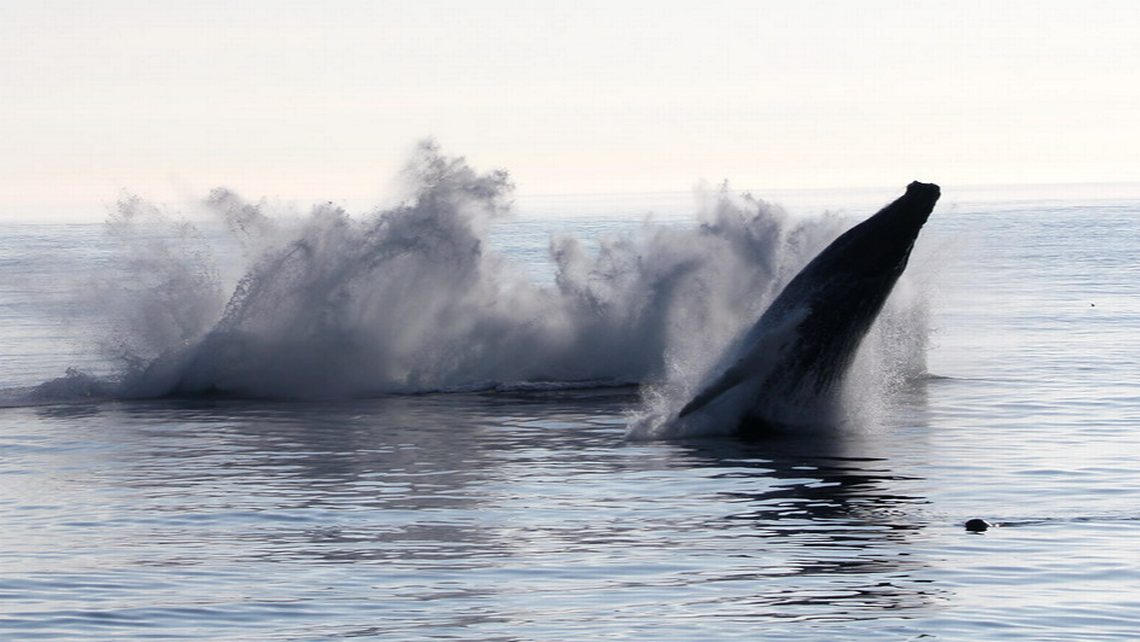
[31,142,934,428]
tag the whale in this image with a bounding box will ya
[677,181,941,436]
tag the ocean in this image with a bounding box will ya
[2,157,1138,641]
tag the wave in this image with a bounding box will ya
[27,141,934,433]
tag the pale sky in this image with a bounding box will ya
[2,1,1137,220]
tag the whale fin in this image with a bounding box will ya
[678,362,747,417]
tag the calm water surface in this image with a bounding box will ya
[3,186,1140,640]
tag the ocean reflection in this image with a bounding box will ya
[9,392,947,639]
[671,431,944,621]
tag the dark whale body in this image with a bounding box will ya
[678,181,941,436]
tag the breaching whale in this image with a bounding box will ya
[677,181,941,435]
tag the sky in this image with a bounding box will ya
[2,1,1138,220]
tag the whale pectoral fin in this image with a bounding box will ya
[678,363,748,418]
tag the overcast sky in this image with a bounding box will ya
[3,1,1137,220]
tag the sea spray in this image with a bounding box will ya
[31,143,934,427]
[96,194,225,372]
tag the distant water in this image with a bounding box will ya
[2,155,1139,639]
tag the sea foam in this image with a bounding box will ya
[33,141,933,433]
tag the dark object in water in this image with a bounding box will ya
[965,518,995,532]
